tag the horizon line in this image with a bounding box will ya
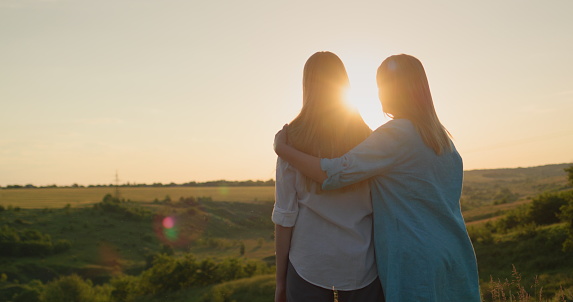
[2,162,571,188]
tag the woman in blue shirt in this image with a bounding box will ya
[274,54,481,301]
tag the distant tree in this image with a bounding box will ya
[565,165,573,187]
[528,192,569,225]
[493,187,519,205]
[240,241,245,256]
[557,191,573,252]
[160,244,174,256]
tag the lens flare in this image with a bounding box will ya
[98,241,122,275]
[162,216,175,229]
[160,216,179,241]
[153,208,207,248]
[163,227,178,241]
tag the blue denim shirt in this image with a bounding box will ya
[321,119,481,301]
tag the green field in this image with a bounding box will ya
[0,192,277,301]
[0,186,275,209]
[1,163,572,301]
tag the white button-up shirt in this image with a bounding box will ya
[272,158,377,290]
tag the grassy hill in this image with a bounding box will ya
[0,198,275,284]
[461,163,571,210]
[0,162,572,301]
[461,163,571,225]
[0,194,278,301]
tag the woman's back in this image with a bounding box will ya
[273,51,381,301]
[321,119,480,301]
[273,158,376,290]
[370,120,478,301]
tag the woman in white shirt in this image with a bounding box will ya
[273,51,383,302]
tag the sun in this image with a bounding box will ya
[344,66,387,130]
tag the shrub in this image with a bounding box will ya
[200,275,275,302]
[0,224,21,256]
[515,223,539,240]
[138,253,199,294]
[109,274,140,302]
[54,239,72,253]
[467,225,494,245]
[95,194,151,221]
[179,196,197,206]
[41,274,96,302]
[529,192,569,225]
[11,280,43,302]
[558,191,573,252]
[565,165,573,187]
[135,254,271,296]
[493,187,519,205]
[18,240,53,256]
[494,206,529,233]
[0,225,70,257]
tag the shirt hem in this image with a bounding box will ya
[289,258,378,291]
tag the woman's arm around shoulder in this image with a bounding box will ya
[320,119,411,190]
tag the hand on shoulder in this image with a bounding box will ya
[274,124,289,155]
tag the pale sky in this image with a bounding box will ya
[1,0,572,186]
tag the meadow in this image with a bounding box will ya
[1,163,572,301]
[0,186,275,209]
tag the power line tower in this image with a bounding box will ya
[114,170,121,201]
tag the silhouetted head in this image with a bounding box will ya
[376,54,452,154]
[288,51,371,192]
[302,51,350,110]
[376,54,434,120]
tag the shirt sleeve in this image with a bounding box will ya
[321,120,407,191]
[272,157,299,227]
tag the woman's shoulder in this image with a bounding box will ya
[378,118,415,130]
[372,119,417,138]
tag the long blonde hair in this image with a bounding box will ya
[288,51,372,192]
[376,54,452,155]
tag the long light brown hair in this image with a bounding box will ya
[288,51,372,192]
[376,54,452,155]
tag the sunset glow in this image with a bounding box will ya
[1,1,572,186]
[346,80,385,130]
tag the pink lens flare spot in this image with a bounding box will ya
[162,217,175,229]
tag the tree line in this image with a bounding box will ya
[1,179,275,189]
